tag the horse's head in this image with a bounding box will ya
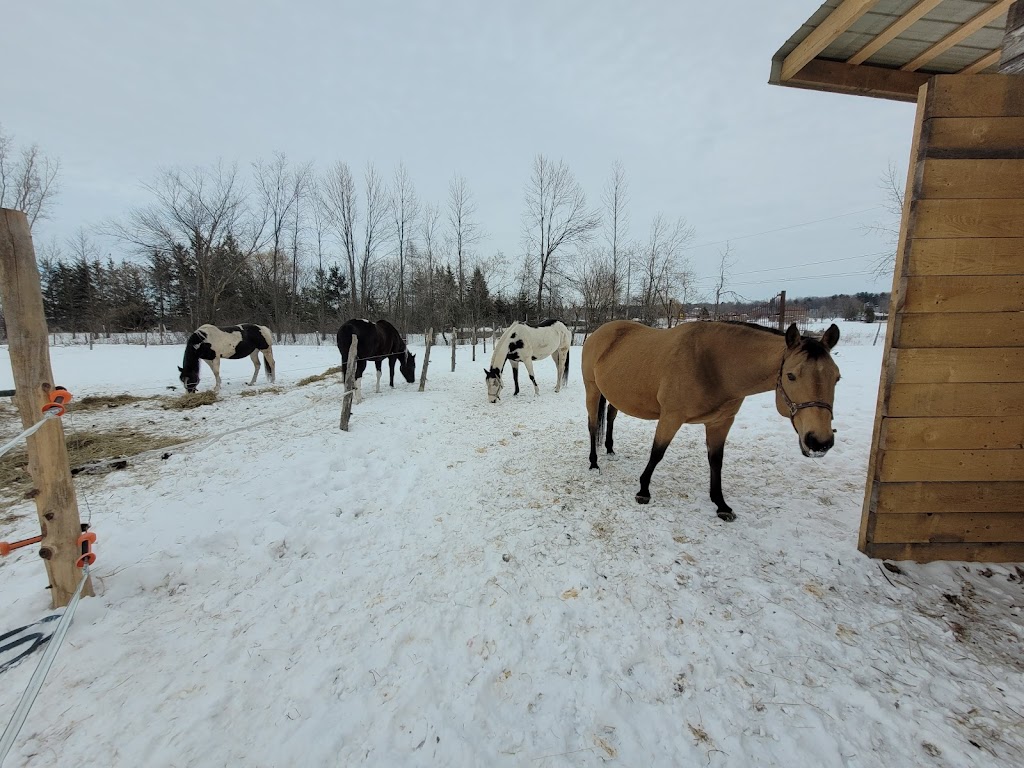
[178,365,199,393]
[484,366,503,403]
[400,351,417,383]
[776,323,841,458]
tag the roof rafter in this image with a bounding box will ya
[961,48,1003,73]
[781,0,882,81]
[847,0,945,65]
[903,0,1012,72]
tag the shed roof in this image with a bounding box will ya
[770,0,1011,101]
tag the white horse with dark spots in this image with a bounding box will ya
[485,319,571,403]
[178,324,276,393]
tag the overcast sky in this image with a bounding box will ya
[4,0,915,300]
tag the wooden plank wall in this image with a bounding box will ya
[859,75,1024,563]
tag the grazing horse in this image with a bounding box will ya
[485,319,571,403]
[178,324,276,393]
[336,319,416,403]
[582,320,841,521]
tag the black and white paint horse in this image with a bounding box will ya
[178,324,276,393]
[336,319,416,403]
[485,319,571,403]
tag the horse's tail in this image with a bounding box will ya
[562,345,570,387]
[596,394,607,443]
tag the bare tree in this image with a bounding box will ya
[447,174,483,311]
[105,161,265,328]
[389,162,419,329]
[522,154,601,315]
[865,162,905,278]
[0,125,61,229]
[361,163,387,313]
[602,161,630,317]
[288,161,314,337]
[309,177,331,341]
[420,202,443,331]
[253,153,300,337]
[570,248,617,329]
[637,214,694,325]
[712,242,738,320]
[322,161,359,316]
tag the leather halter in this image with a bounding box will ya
[776,355,834,425]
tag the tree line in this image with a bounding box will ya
[2,125,888,343]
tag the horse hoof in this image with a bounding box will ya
[606,453,619,462]
[589,465,601,474]
[717,510,736,522]
[635,493,650,505]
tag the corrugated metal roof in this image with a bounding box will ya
[770,0,1010,100]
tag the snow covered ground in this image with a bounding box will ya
[1,321,1022,767]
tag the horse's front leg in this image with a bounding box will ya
[355,361,367,403]
[522,357,539,396]
[205,358,222,393]
[247,351,260,386]
[387,355,397,387]
[637,412,685,504]
[510,362,521,396]
[705,415,738,521]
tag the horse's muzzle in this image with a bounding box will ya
[801,431,834,458]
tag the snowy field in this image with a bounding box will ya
[1,321,1022,767]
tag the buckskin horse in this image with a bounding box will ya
[581,320,841,520]
[178,324,276,393]
[484,319,571,403]
[336,319,416,403]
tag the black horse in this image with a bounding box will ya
[336,319,416,402]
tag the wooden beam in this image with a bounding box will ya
[903,275,1024,314]
[877,481,1024,513]
[867,541,1024,562]
[781,0,881,81]
[888,383,1024,417]
[848,0,945,65]
[872,512,1024,544]
[776,58,929,102]
[1001,0,1024,73]
[0,209,93,607]
[903,0,1011,72]
[898,312,1024,347]
[962,49,1003,74]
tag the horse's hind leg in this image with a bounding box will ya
[375,360,383,393]
[552,350,564,393]
[705,416,738,521]
[605,405,619,461]
[586,386,606,471]
[247,351,260,386]
[637,412,685,505]
[263,347,276,383]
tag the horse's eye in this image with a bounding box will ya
[787,373,796,382]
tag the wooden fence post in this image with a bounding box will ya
[451,326,457,372]
[419,328,433,392]
[339,336,358,431]
[777,290,787,331]
[0,209,93,607]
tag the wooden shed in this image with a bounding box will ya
[771,1,1024,562]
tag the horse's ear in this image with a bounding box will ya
[822,323,840,350]
[785,323,801,349]
[177,366,183,373]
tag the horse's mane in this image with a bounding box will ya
[718,320,832,358]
